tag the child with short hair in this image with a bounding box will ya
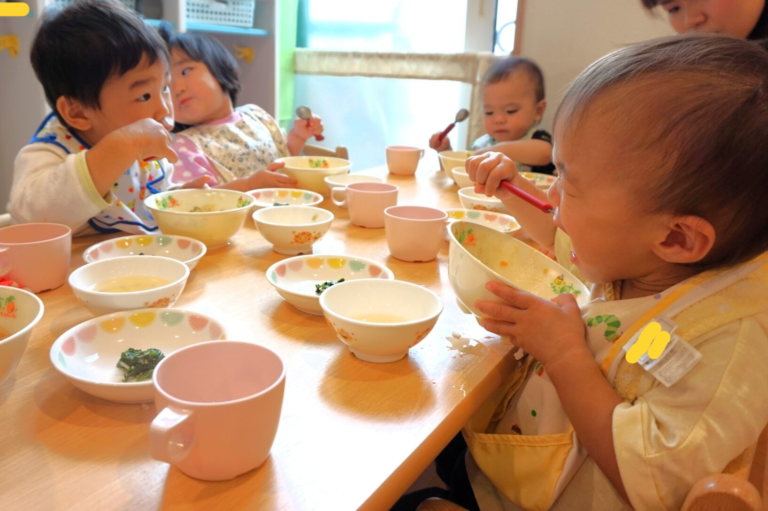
[642,0,768,39]
[8,0,198,236]
[429,57,555,175]
[406,34,768,511]
[162,28,320,190]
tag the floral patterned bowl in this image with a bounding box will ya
[0,287,44,385]
[267,255,394,315]
[458,187,508,213]
[69,256,190,316]
[49,309,226,403]
[520,172,557,190]
[448,221,589,319]
[275,156,351,196]
[252,206,334,255]
[444,209,521,235]
[319,279,443,363]
[144,189,254,249]
[247,188,324,211]
[83,235,206,270]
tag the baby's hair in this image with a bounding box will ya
[482,57,546,103]
[557,34,768,271]
[31,0,169,127]
[159,23,241,106]
[639,0,661,9]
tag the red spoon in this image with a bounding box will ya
[499,180,554,214]
[296,106,325,142]
[437,108,469,143]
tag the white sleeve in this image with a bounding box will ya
[9,144,111,235]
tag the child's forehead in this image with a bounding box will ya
[105,54,169,89]
[170,48,194,65]
[483,73,538,105]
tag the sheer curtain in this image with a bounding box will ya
[294,0,469,171]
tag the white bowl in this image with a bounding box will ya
[324,174,383,194]
[83,235,206,270]
[438,150,473,181]
[448,221,589,318]
[452,168,474,188]
[458,187,508,213]
[520,171,557,190]
[319,279,443,363]
[253,206,334,255]
[0,287,44,385]
[144,189,253,249]
[247,188,324,211]
[276,156,351,195]
[69,256,190,316]
[49,309,226,403]
[267,255,395,315]
[444,209,520,234]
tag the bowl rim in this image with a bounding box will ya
[384,205,448,222]
[438,150,475,159]
[143,188,254,217]
[275,155,352,168]
[319,278,444,327]
[266,255,395,298]
[48,309,227,388]
[452,168,470,177]
[246,187,324,206]
[0,286,45,348]
[68,255,190,297]
[458,186,503,203]
[443,208,520,226]
[323,174,383,186]
[252,206,334,228]
[82,234,207,266]
[0,223,72,246]
[447,220,588,298]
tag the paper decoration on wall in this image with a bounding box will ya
[0,35,19,58]
[232,44,254,64]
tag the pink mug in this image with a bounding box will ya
[386,146,424,176]
[0,223,72,293]
[150,341,286,481]
[331,182,399,228]
[384,206,447,262]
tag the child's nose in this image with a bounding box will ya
[157,96,174,130]
[547,178,561,208]
[683,6,707,31]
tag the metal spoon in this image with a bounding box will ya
[296,106,325,142]
[437,108,469,143]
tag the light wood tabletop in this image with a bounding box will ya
[0,162,518,511]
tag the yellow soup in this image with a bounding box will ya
[351,313,408,324]
[93,276,171,293]
[0,328,9,341]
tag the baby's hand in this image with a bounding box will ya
[113,118,178,164]
[429,132,452,152]
[466,152,519,200]
[292,114,324,141]
[246,162,298,189]
[180,175,211,189]
[476,282,587,370]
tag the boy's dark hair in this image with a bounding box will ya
[159,22,241,106]
[30,0,169,126]
[482,57,546,102]
[557,34,768,272]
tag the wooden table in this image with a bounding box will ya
[0,163,518,511]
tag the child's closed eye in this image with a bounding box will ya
[506,109,518,115]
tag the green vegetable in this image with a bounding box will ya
[117,348,165,382]
[315,278,345,295]
[273,202,290,206]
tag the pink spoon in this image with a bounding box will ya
[499,180,554,214]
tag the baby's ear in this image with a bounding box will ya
[535,99,547,123]
[56,96,92,132]
[655,215,716,265]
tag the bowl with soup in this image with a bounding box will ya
[144,189,254,249]
[69,256,190,316]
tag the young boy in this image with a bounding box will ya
[429,57,555,175]
[8,0,202,236]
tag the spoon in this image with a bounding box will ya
[499,180,554,214]
[296,106,325,142]
[437,108,469,143]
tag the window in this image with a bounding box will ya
[494,0,521,55]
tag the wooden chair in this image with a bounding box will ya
[303,144,349,161]
[415,425,768,511]
[0,213,10,228]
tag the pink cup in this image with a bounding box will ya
[331,182,399,228]
[150,341,286,481]
[0,223,72,293]
[384,206,448,262]
[386,146,424,176]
